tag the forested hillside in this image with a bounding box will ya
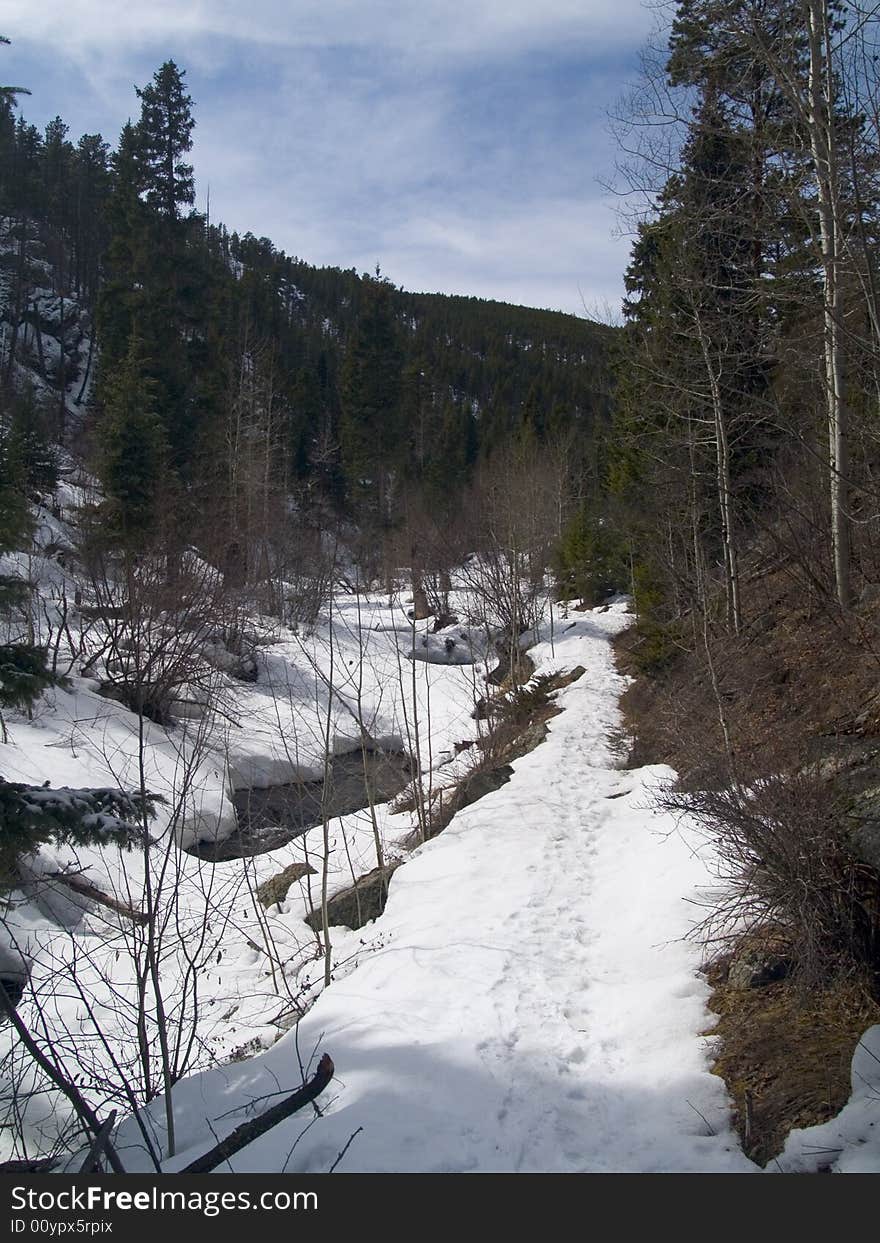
[0,54,613,586]
[604,0,880,1158]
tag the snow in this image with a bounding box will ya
[2,515,878,1170]
[408,624,486,665]
[108,602,756,1173]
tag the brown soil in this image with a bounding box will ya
[613,561,880,784]
[704,961,880,1167]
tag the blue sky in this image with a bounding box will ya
[2,1,661,316]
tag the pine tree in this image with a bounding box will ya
[340,275,404,523]
[72,132,111,303]
[134,62,205,476]
[0,35,30,107]
[95,121,149,386]
[97,335,167,550]
[0,779,157,894]
[134,61,195,221]
[96,66,204,486]
[0,420,62,740]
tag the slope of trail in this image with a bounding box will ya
[159,601,754,1173]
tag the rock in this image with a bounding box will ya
[548,665,586,690]
[0,977,25,1013]
[170,698,207,721]
[79,604,128,622]
[750,611,776,635]
[98,681,174,726]
[305,862,401,932]
[509,721,549,760]
[472,696,492,721]
[43,540,76,567]
[843,779,880,871]
[854,705,877,732]
[257,861,317,908]
[0,935,30,1017]
[487,644,536,687]
[454,764,514,811]
[727,946,791,990]
[202,641,258,683]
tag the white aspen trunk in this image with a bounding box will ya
[694,308,741,635]
[806,0,853,608]
[321,591,335,989]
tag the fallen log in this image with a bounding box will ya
[49,872,149,925]
[180,1053,334,1174]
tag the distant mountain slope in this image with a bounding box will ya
[0,81,615,542]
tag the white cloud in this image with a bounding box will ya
[2,2,654,313]
[4,1,656,62]
[377,197,630,315]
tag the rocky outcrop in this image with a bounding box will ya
[305,862,401,931]
[454,764,514,811]
[726,945,792,990]
[846,785,880,872]
[801,742,880,875]
[257,861,316,908]
[487,642,536,687]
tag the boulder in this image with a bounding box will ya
[843,781,880,871]
[0,977,25,1011]
[454,764,514,810]
[305,862,400,931]
[727,944,791,990]
[257,861,317,908]
[849,816,880,873]
[202,641,258,683]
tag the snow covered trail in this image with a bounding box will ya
[153,602,754,1173]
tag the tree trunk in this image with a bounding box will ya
[806,0,852,608]
[694,306,741,635]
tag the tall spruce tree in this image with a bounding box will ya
[134,61,195,222]
[0,414,58,732]
[98,335,167,550]
[340,274,404,524]
[96,122,149,390]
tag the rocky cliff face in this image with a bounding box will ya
[0,216,95,425]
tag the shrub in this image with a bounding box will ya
[660,770,880,984]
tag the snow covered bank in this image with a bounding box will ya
[8,579,875,1172]
[125,602,756,1173]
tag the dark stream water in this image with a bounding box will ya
[186,748,412,861]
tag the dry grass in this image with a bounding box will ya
[705,963,880,1167]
